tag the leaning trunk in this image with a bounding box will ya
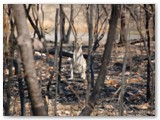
[79,4,120,116]
[10,4,47,116]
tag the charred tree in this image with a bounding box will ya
[10,4,47,116]
[79,5,120,116]
[150,4,155,41]
[59,4,73,43]
[33,5,39,38]
[57,5,65,94]
[24,4,41,40]
[93,5,108,52]
[47,8,59,116]
[14,58,26,116]
[119,5,126,44]
[65,4,73,43]
[119,40,129,116]
[144,4,151,102]
[86,4,94,101]
[150,4,155,111]
[3,80,11,116]
[54,8,59,116]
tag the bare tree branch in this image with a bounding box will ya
[125,5,154,71]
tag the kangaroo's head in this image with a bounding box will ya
[76,39,82,49]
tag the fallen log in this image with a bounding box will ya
[117,39,145,47]
[39,48,88,59]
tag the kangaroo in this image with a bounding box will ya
[69,40,86,80]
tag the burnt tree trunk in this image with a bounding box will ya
[59,4,73,43]
[10,4,47,116]
[3,80,11,116]
[33,5,39,38]
[150,4,155,111]
[57,5,65,94]
[144,4,151,102]
[119,41,128,116]
[54,8,59,116]
[86,4,94,101]
[15,58,26,116]
[150,4,155,41]
[119,5,126,44]
[79,5,120,116]
[65,4,73,43]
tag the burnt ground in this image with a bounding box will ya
[3,40,155,116]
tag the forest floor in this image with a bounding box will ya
[3,39,155,116]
